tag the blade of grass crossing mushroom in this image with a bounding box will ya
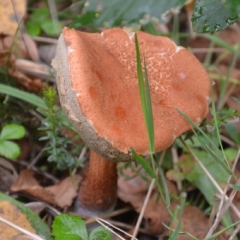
[177,109,233,176]
[134,33,156,174]
[143,56,155,153]
[134,34,147,127]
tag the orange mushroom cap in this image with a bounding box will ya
[54,27,211,161]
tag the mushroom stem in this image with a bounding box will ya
[75,150,118,217]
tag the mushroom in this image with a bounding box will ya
[53,27,211,216]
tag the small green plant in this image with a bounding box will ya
[52,214,113,240]
[37,87,81,170]
[26,7,62,36]
[0,124,26,159]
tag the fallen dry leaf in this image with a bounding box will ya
[11,169,82,208]
[0,200,35,239]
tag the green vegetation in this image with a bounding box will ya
[1,0,240,239]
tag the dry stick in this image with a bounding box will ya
[15,59,54,81]
[96,218,138,240]
[28,142,50,169]
[71,145,87,176]
[208,197,220,228]
[85,207,132,225]
[220,135,237,148]
[108,219,149,234]
[180,139,240,217]
[32,36,58,44]
[229,222,240,240]
[205,148,240,237]
[171,147,182,191]
[131,178,156,239]
[0,216,44,240]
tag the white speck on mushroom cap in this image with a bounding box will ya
[68,46,74,53]
[178,72,186,80]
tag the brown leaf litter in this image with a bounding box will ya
[118,167,225,239]
[11,169,81,208]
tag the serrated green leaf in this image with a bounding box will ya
[0,124,26,141]
[0,140,20,159]
[52,214,88,240]
[132,149,156,178]
[0,193,53,240]
[192,0,238,32]
[89,226,113,240]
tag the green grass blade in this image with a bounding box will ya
[204,220,240,240]
[228,183,240,191]
[134,34,147,121]
[159,168,170,207]
[232,97,240,105]
[132,149,156,178]
[170,193,186,240]
[0,84,45,108]
[210,87,228,165]
[143,57,154,153]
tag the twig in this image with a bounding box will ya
[171,147,182,191]
[85,207,132,225]
[28,142,50,169]
[32,36,58,44]
[228,223,240,240]
[131,178,155,239]
[71,145,87,176]
[108,219,149,234]
[96,217,138,240]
